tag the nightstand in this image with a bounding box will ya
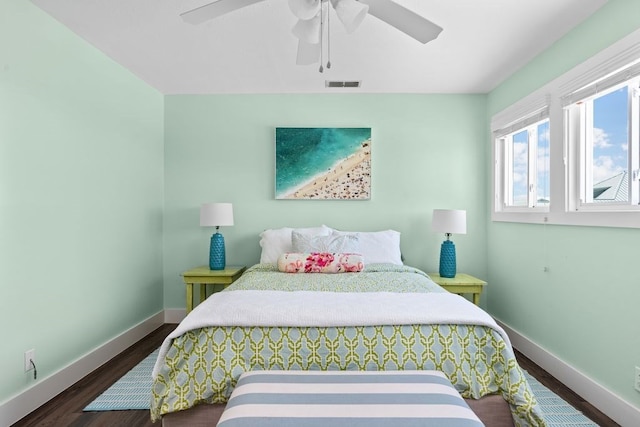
[428,273,486,306]
[182,266,246,313]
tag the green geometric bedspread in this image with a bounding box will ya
[151,264,546,426]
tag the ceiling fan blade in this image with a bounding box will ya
[358,0,442,43]
[181,0,268,24]
[296,40,321,65]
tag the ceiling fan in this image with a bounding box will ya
[180,0,443,71]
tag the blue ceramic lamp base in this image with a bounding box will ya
[209,232,226,270]
[439,240,457,278]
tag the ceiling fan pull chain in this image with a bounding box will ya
[319,1,324,73]
[326,2,331,69]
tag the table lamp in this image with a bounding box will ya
[431,209,467,278]
[200,203,234,270]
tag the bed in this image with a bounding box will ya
[151,227,546,426]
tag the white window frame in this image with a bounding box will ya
[564,76,640,212]
[494,112,550,213]
[491,27,640,228]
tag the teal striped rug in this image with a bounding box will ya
[525,374,599,426]
[84,349,598,426]
[84,349,159,411]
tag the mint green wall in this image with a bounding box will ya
[0,1,164,405]
[163,94,488,308]
[6,0,637,419]
[487,0,640,409]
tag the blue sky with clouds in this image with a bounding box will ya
[510,85,629,205]
[511,121,549,205]
[593,86,628,184]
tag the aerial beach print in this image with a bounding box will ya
[275,128,371,200]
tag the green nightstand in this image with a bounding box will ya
[428,273,487,306]
[182,266,246,313]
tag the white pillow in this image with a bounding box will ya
[259,225,331,264]
[292,231,360,253]
[332,229,402,265]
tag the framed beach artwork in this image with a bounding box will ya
[275,127,371,200]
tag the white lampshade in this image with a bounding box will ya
[288,0,321,20]
[330,0,368,34]
[200,203,234,227]
[432,209,467,235]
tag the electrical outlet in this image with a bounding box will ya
[24,349,35,372]
[635,366,640,392]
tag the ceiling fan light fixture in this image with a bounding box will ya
[330,0,368,33]
[296,39,321,65]
[288,0,321,20]
[292,14,322,44]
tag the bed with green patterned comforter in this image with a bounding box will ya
[151,264,546,426]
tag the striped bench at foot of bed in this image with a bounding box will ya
[216,370,485,427]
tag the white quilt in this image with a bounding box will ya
[152,290,510,378]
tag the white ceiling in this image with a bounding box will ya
[31,0,608,94]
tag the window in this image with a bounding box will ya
[497,120,550,209]
[492,102,550,213]
[564,67,640,211]
[491,28,640,228]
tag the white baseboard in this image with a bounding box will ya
[164,308,186,324]
[497,319,640,427]
[0,311,164,427]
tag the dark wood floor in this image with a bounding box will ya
[12,323,619,427]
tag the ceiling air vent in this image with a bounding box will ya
[325,80,361,88]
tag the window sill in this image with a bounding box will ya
[492,210,640,229]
